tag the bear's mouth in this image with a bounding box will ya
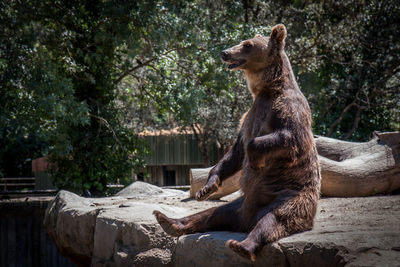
[226,59,246,69]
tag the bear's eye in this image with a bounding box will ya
[244,43,252,49]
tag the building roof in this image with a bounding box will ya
[139,125,203,136]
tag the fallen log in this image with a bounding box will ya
[189,168,242,200]
[189,131,400,198]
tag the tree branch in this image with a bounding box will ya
[114,57,156,85]
[343,105,362,140]
[88,113,121,145]
[114,48,180,85]
[327,101,358,137]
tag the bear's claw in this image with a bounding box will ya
[195,175,220,201]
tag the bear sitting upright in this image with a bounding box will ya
[153,24,321,261]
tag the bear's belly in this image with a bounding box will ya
[239,160,276,199]
[240,153,318,196]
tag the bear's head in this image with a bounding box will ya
[221,24,287,72]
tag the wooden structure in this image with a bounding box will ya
[190,132,400,198]
[32,157,57,190]
[139,131,218,186]
[0,177,35,191]
[28,132,218,189]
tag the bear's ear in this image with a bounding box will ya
[269,24,287,50]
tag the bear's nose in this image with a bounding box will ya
[221,50,230,61]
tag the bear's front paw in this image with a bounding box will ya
[195,175,220,201]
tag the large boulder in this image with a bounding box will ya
[44,182,400,266]
[44,182,192,266]
[44,190,101,265]
[116,181,184,198]
[91,202,189,266]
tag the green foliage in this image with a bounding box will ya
[1,1,148,194]
[118,2,269,164]
[1,0,399,192]
[120,0,399,149]
[290,0,400,140]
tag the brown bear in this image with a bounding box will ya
[153,24,321,261]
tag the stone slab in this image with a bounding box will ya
[44,182,400,266]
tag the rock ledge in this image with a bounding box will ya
[44,182,400,266]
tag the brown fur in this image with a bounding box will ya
[153,24,321,261]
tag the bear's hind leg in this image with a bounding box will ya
[154,196,244,237]
[227,212,286,262]
[227,191,318,261]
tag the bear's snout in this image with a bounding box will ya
[221,50,230,61]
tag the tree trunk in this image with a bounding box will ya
[189,131,400,199]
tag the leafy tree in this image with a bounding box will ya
[120,0,400,164]
[1,0,399,191]
[1,1,150,194]
[117,1,265,165]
